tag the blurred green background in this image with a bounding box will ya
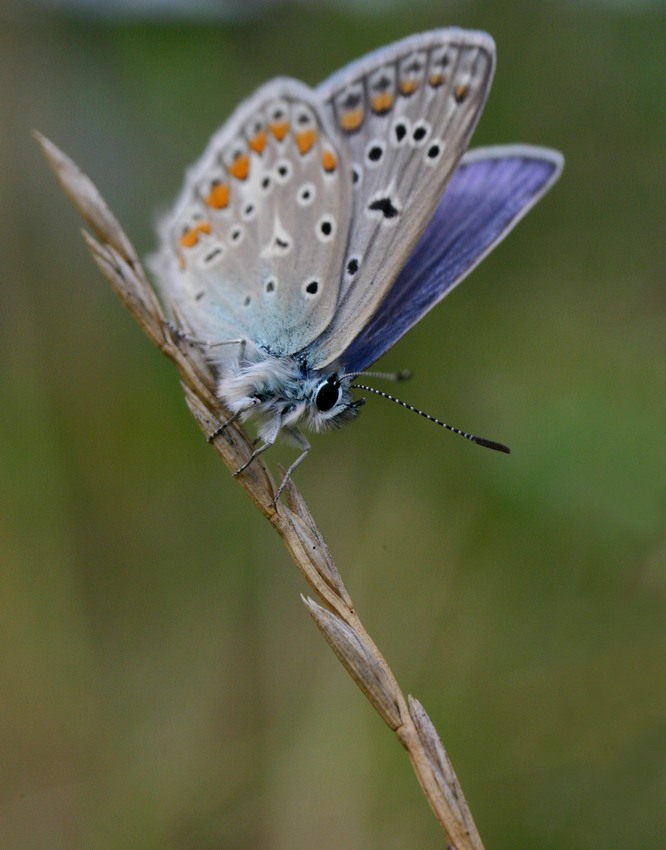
[1,1,665,847]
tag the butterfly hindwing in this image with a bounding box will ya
[306,28,496,369]
[152,79,352,364]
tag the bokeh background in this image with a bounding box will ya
[2,1,665,847]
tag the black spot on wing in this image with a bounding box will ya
[368,196,399,219]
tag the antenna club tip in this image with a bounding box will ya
[397,369,412,381]
[475,437,511,454]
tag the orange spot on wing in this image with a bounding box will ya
[205,183,230,209]
[339,109,363,132]
[399,79,418,95]
[295,128,317,155]
[429,73,447,88]
[321,149,337,173]
[269,121,289,141]
[228,154,250,180]
[371,92,393,114]
[179,229,199,248]
[454,85,469,102]
[248,130,266,154]
[178,221,211,249]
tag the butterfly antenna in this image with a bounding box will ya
[341,368,412,382]
[351,384,511,454]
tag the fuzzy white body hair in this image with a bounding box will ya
[217,354,358,444]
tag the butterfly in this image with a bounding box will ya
[150,28,563,499]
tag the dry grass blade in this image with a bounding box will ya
[36,132,486,850]
[33,131,138,265]
[303,596,402,728]
[409,696,484,848]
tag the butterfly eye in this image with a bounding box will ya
[315,377,341,412]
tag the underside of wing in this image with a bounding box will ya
[150,79,352,363]
[333,145,564,374]
[306,28,496,368]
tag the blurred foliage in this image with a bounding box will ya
[1,2,665,848]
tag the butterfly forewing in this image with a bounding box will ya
[306,29,496,369]
[336,146,564,373]
[153,79,352,362]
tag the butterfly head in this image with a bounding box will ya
[218,355,362,438]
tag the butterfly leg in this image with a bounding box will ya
[273,428,310,503]
[232,411,281,478]
[207,410,242,443]
[164,321,247,360]
[163,319,214,347]
[233,439,273,476]
[207,397,260,443]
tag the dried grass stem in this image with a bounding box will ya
[36,131,485,850]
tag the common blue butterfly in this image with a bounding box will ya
[150,29,563,498]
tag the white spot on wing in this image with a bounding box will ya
[260,214,292,259]
[229,225,244,246]
[365,140,386,167]
[316,214,336,243]
[274,159,293,184]
[297,182,316,206]
[410,119,431,147]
